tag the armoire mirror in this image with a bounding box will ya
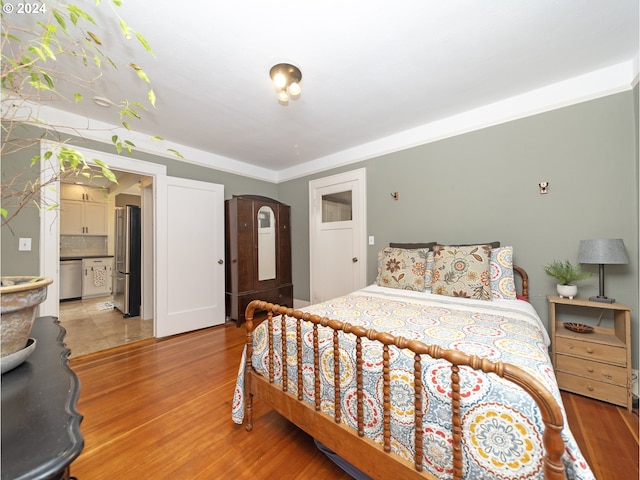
[257,205,276,281]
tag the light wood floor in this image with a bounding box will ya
[59,296,153,358]
[69,322,639,479]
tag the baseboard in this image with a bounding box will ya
[293,298,310,309]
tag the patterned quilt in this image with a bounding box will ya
[232,285,594,480]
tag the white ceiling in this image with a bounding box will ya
[7,0,640,182]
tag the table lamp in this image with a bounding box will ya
[577,238,629,303]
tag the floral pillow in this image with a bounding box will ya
[432,244,492,300]
[490,246,516,300]
[377,247,430,291]
[424,250,434,288]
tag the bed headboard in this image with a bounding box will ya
[513,264,529,300]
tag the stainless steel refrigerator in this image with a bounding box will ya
[113,205,141,317]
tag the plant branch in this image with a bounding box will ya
[1,0,179,226]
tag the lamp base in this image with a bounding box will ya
[589,295,615,304]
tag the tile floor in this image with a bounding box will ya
[58,295,153,358]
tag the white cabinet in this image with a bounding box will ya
[60,200,85,235]
[84,202,108,235]
[60,185,109,236]
[82,258,113,298]
[61,184,108,203]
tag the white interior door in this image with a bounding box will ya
[309,168,366,303]
[155,176,225,337]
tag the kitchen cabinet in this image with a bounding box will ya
[548,295,632,411]
[60,199,108,235]
[82,257,113,298]
[61,183,108,203]
[225,195,292,325]
[60,184,109,235]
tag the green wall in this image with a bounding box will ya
[278,89,639,368]
[2,123,46,276]
[1,126,277,276]
[2,89,638,369]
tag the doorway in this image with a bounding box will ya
[59,296,153,358]
[40,141,227,356]
[39,142,166,319]
[309,168,367,303]
[57,168,154,356]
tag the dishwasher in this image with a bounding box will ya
[60,260,82,300]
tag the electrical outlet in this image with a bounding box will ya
[18,238,32,251]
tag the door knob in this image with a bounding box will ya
[352,257,358,263]
[218,259,224,264]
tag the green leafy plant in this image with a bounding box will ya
[544,260,593,285]
[1,0,178,229]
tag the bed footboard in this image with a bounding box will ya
[243,300,565,480]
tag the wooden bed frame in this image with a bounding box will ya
[242,266,566,480]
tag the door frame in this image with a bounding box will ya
[308,168,367,303]
[141,178,154,320]
[39,141,165,324]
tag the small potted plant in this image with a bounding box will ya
[544,260,593,299]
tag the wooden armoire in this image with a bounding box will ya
[225,195,292,325]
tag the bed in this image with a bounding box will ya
[232,244,594,480]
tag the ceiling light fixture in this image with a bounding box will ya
[269,63,302,105]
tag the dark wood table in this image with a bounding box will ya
[1,316,83,480]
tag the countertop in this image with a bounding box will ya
[60,255,114,261]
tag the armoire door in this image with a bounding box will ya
[236,198,257,293]
[278,204,292,286]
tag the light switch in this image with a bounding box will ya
[369,236,375,245]
[19,237,32,251]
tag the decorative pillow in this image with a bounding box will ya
[377,247,430,291]
[424,250,434,288]
[490,246,516,300]
[432,245,492,300]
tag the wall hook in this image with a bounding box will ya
[538,181,549,194]
[390,192,399,200]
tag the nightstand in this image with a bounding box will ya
[547,295,632,411]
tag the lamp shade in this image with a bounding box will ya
[578,238,629,265]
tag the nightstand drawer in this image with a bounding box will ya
[555,337,626,366]
[556,371,628,407]
[556,354,627,386]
